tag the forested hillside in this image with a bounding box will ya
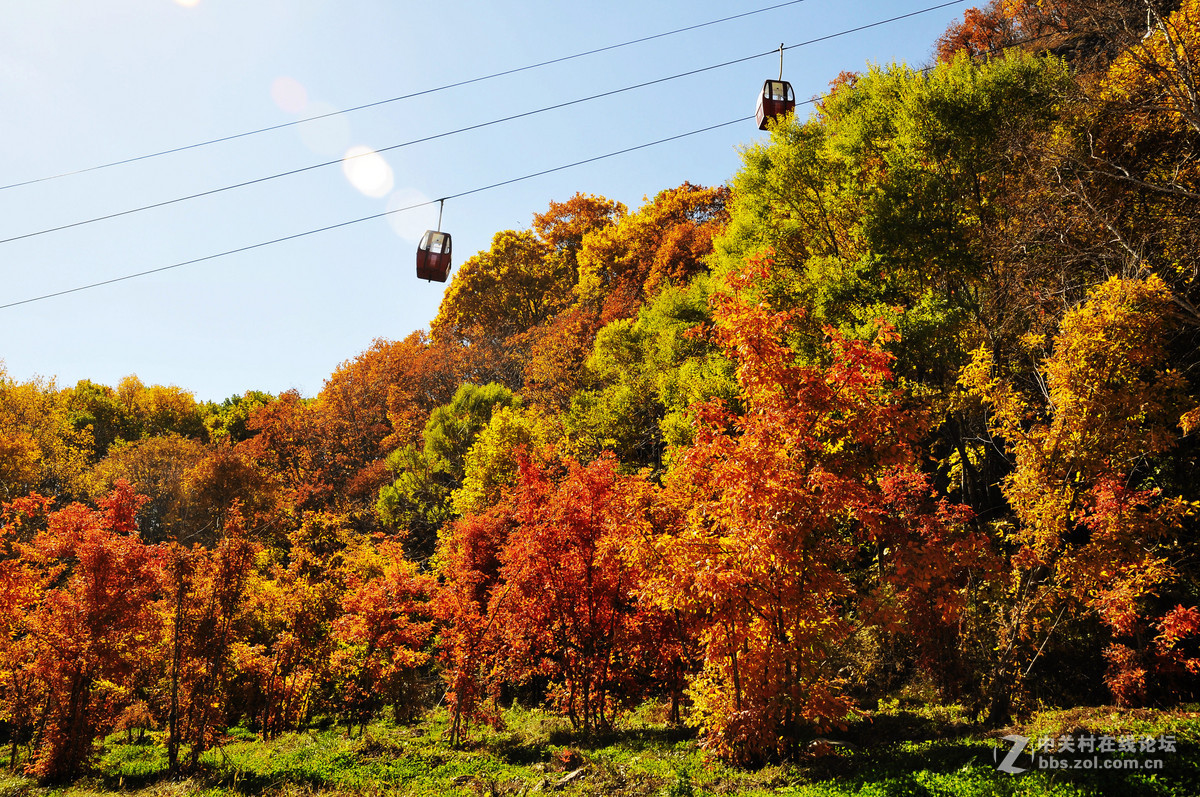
[2,0,1199,785]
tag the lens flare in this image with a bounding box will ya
[270,77,308,114]
[342,146,394,198]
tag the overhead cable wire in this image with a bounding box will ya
[0,0,815,192]
[0,52,776,246]
[0,117,750,311]
[0,20,1065,314]
[0,17,1060,313]
[0,0,972,247]
[2,0,1016,311]
[781,0,966,56]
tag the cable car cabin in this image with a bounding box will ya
[756,79,795,130]
[416,230,452,282]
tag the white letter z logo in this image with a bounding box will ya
[996,734,1029,774]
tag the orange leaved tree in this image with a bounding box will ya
[654,253,986,763]
[21,483,165,782]
[332,541,435,734]
[487,455,660,734]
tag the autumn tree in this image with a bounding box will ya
[0,371,91,501]
[183,444,278,543]
[88,434,207,543]
[575,183,729,325]
[226,347,415,539]
[0,494,53,771]
[566,276,736,472]
[532,192,626,271]
[331,541,435,733]
[65,380,139,461]
[432,230,573,352]
[230,511,360,738]
[487,455,662,733]
[520,307,605,413]
[242,390,328,520]
[452,404,557,517]
[21,483,164,782]
[936,0,1153,65]
[114,376,207,441]
[653,255,986,762]
[160,514,258,772]
[203,390,273,444]
[1063,0,1200,325]
[964,275,1197,715]
[434,505,518,746]
[383,330,472,451]
[311,339,436,530]
[714,49,1073,530]
[936,3,1016,61]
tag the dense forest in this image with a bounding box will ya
[2,0,1200,784]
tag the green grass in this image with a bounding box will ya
[1017,705,1200,744]
[0,704,1196,796]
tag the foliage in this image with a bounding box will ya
[575,183,729,325]
[0,371,92,501]
[87,435,207,544]
[202,389,273,444]
[963,275,1198,715]
[331,541,435,733]
[377,383,521,562]
[650,254,987,763]
[433,230,574,345]
[716,50,1071,394]
[159,515,258,770]
[16,483,164,782]
[488,455,660,734]
[566,275,736,472]
[452,404,555,517]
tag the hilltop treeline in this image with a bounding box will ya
[1,0,1199,779]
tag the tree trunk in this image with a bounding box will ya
[167,570,186,776]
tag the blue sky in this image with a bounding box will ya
[0,0,970,402]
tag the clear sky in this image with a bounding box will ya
[0,0,970,403]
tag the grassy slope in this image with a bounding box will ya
[1,704,1197,797]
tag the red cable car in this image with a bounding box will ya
[756,79,795,130]
[756,44,795,131]
[416,229,452,282]
[416,199,452,282]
